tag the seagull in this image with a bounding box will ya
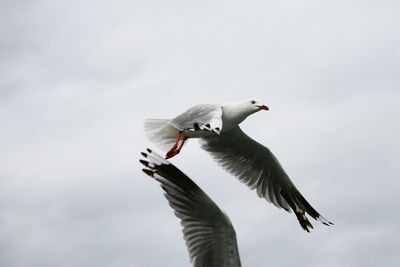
[144,99,333,232]
[140,149,242,267]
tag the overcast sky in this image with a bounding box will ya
[1,0,399,266]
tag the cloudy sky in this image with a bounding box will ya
[1,0,399,266]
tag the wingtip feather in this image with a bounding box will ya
[142,168,155,177]
[139,159,149,167]
[317,215,334,226]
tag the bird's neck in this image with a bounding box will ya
[221,102,252,131]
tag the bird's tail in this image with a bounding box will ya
[144,119,177,151]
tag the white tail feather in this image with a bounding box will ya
[144,119,177,151]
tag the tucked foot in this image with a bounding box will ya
[165,148,180,159]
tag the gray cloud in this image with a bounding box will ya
[1,0,399,266]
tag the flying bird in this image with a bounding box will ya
[140,149,242,267]
[144,99,333,231]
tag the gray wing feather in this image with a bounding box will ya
[171,104,223,134]
[141,149,241,267]
[200,127,333,232]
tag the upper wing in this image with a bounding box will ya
[140,149,241,267]
[200,127,333,232]
[171,104,223,134]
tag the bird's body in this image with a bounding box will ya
[144,99,268,154]
[173,100,268,134]
[144,99,333,231]
[171,104,221,137]
[140,149,242,267]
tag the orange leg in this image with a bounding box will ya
[165,131,183,159]
[175,136,188,153]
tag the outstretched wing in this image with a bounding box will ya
[171,104,223,134]
[200,126,333,232]
[140,149,241,267]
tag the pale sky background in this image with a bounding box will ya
[1,0,400,266]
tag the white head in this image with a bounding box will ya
[246,98,269,112]
[221,98,269,127]
[227,98,268,112]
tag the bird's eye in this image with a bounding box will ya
[251,100,256,104]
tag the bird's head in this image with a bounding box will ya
[234,99,268,116]
[248,99,269,112]
[221,98,269,127]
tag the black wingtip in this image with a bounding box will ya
[317,215,334,226]
[326,218,334,225]
[139,159,149,167]
[300,220,311,233]
[146,148,152,153]
[141,152,147,158]
[296,212,314,232]
[304,226,312,233]
[142,168,154,177]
